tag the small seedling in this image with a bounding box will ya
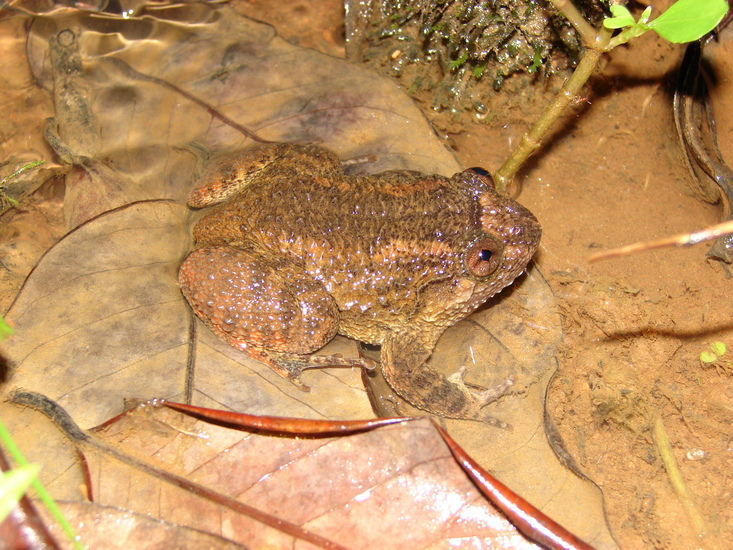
[700,341,726,363]
[493,0,730,192]
[699,341,732,374]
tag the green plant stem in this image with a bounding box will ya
[493,26,611,194]
[0,420,83,550]
[548,0,599,46]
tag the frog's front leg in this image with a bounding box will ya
[380,334,515,427]
[179,246,373,388]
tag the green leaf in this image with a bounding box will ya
[700,350,718,363]
[604,5,636,30]
[710,341,727,356]
[0,464,41,522]
[649,0,728,43]
[450,52,469,70]
[609,5,633,19]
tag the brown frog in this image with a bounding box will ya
[179,143,541,422]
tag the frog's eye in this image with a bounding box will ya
[466,237,502,277]
[468,167,490,177]
[466,167,496,189]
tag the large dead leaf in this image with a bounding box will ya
[15,394,554,549]
[1,200,371,427]
[0,4,616,547]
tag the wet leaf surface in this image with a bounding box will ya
[25,3,461,228]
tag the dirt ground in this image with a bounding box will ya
[1,1,732,549]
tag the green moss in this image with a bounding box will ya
[352,0,607,118]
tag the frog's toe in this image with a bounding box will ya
[474,374,516,407]
[469,375,516,428]
[448,367,516,407]
[444,367,515,426]
[447,366,469,385]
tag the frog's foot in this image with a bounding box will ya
[261,350,377,392]
[380,337,515,427]
[447,367,516,429]
[425,368,515,428]
[447,367,516,406]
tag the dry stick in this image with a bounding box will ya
[493,3,612,194]
[588,219,733,261]
[654,417,721,550]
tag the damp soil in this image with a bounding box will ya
[1,1,732,549]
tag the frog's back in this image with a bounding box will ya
[245,170,478,267]
[233,171,486,329]
[181,144,542,421]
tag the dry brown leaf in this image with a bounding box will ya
[24,396,545,550]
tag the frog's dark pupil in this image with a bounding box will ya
[479,249,493,262]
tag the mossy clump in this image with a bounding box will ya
[348,0,607,123]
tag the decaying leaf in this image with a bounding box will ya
[12,393,555,549]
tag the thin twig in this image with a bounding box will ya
[588,219,733,262]
[654,417,720,550]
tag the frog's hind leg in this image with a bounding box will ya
[188,143,344,208]
[188,144,294,207]
[380,334,514,427]
[179,245,373,389]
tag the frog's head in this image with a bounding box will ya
[420,168,541,326]
[464,167,541,305]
